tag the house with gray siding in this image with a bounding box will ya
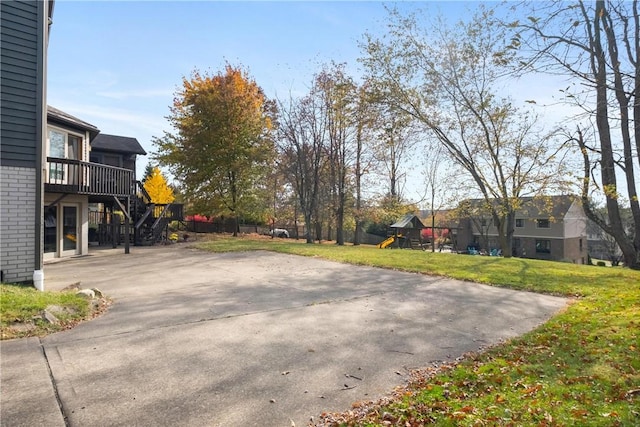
[455,195,588,264]
[0,0,52,284]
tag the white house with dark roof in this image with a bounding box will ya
[44,106,145,260]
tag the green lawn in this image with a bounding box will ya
[197,235,640,426]
[0,283,93,339]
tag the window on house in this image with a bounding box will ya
[513,238,521,248]
[48,128,82,160]
[67,135,81,160]
[537,219,550,228]
[515,219,524,228]
[480,219,487,227]
[535,239,551,253]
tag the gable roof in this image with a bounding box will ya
[458,195,579,219]
[47,105,99,140]
[520,195,577,219]
[91,134,146,156]
[391,214,426,229]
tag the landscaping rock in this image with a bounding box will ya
[45,305,68,315]
[91,288,104,298]
[42,309,59,325]
[76,289,95,299]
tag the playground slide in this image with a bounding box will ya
[378,235,399,249]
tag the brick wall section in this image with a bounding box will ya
[1,166,36,283]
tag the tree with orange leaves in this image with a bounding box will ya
[153,64,276,236]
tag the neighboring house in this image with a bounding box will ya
[90,133,146,172]
[587,219,623,265]
[0,0,52,283]
[44,106,183,260]
[88,133,146,246]
[44,106,144,261]
[455,195,588,264]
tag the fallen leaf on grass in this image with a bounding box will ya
[521,384,542,396]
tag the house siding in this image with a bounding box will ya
[0,0,47,283]
[455,197,588,263]
[564,237,586,264]
[0,0,45,168]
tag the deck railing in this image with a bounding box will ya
[45,157,134,197]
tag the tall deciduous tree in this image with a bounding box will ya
[277,89,327,244]
[370,104,417,202]
[316,63,358,245]
[421,143,450,252]
[143,166,175,204]
[353,82,378,245]
[516,0,640,269]
[361,6,570,257]
[153,65,275,236]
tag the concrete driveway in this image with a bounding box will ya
[1,245,566,426]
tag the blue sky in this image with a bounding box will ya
[48,2,400,166]
[47,1,548,203]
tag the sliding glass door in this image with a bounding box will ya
[43,204,80,258]
[61,205,78,255]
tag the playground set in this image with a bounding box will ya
[377,214,453,250]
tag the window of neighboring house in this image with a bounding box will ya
[48,128,81,159]
[67,135,81,160]
[515,218,524,228]
[480,219,487,227]
[47,128,82,182]
[537,219,550,228]
[536,239,551,254]
[48,129,65,180]
[513,238,521,248]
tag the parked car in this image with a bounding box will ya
[269,228,289,238]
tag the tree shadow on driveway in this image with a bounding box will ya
[41,248,567,426]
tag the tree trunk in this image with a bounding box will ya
[431,213,435,253]
[336,204,345,245]
[354,134,362,246]
[591,1,639,269]
[304,212,313,244]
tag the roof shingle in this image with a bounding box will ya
[91,134,147,156]
[47,105,99,139]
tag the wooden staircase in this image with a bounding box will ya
[132,181,184,245]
